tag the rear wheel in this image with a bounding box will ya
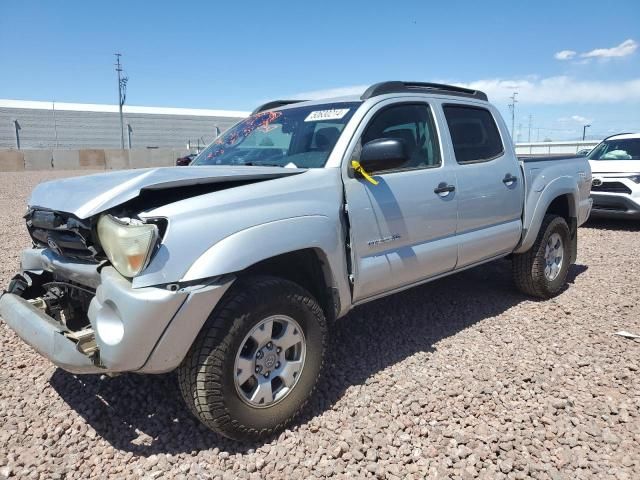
[178,275,326,441]
[512,214,572,298]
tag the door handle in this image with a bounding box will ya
[503,174,518,186]
[434,182,456,196]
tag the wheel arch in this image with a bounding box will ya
[242,248,341,323]
[516,179,579,254]
[180,215,351,321]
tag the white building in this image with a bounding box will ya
[0,99,249,150]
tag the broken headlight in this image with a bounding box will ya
[97,214,159,278]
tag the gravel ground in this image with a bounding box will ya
[1,171,639,480]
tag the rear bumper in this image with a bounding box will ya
[590,193,640,219]
[2,248,234,374]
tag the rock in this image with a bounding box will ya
[365,449,378,462]
[602,431,620,445]
[499,459,513,474]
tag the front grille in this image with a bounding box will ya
[591,181,632,194]
[592,200,628,212]
[26,209,98,261]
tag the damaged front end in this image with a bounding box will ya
[1,206,233,375]
[9,269,97,357]
[2,209,104,370]
[1,166,306,374]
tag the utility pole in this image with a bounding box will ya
[517,122,522,143]
[528,114,532,143]
[582,124,591,141]
[115,53,128,150]
[507,92,518,139]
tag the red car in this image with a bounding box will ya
[175,153,197,166]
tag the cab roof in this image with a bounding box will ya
[252,81,488,114]
[606,132,640,141]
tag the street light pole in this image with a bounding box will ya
[582,124,591,141]
[13,120,21,150]
[127,123,133,149]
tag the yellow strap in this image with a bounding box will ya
[351,160,379,185]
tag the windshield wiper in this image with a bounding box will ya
[243,162,285,167]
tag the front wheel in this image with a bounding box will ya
[178,275,327,441]
[512,214,573,298]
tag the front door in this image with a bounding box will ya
[344,101,459,302]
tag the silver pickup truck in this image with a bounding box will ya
[0,81,592,440]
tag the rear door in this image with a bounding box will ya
[441,103,524,268]
[343,100,459,302]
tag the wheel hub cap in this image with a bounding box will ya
[234,315,306,408]
[261,351,277,370]
[544,232,564,281]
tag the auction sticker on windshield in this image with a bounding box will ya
[304,109,350,122]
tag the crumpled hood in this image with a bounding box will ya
[589,159,640,174]
[28,166,306,219]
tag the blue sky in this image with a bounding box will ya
[1,0,639,140]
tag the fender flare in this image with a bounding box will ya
[181,215,351,313]
[515,176,578,254]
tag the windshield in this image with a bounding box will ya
[192,102,360,168]
[588,138,640,160]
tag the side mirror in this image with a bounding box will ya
[576,149,590,157]
[359,138,408,173]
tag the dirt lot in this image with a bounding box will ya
[0,171,639,480]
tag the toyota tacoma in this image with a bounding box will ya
[0,81,592,440]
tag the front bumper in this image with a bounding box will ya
[0,293,98,374]
[590,193,640,219]
[1,248,234,374]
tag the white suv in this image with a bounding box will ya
[588,133,640,219]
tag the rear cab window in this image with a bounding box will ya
[443,105,504,164]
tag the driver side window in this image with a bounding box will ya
[354,103,441,171]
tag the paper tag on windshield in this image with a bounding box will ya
[304,109,350,122]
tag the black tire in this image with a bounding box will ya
[178,275,327,441]
[512,214,573,298]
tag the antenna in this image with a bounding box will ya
[115,53,129,149]
[507,92,518,139]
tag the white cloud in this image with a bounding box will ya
[290,76,640,106]
[557,116,592,123]
[456,76,640,104]
[554,50,576,60]
[570,115,592,124]
[581,39,637,59]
